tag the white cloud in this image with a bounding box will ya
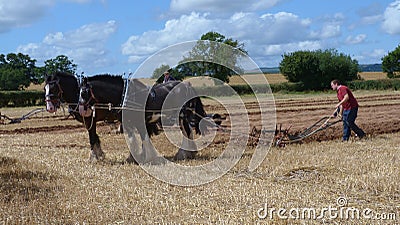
[122,12,215,63]
[313,24,341,39]
[345,34,367,44]
[170,0,285,14]
[17,20,118,73]
[252,41,323,67]
[355,49,386,64]
[262,41,322,56]
[0,0,107,33]
[310,14,343,39]
[357,2,384,25]
[382,0,400,34]
[360,15,383,25]
[369,49,386,58]
[0,0,54,33]
[122,11,318,66]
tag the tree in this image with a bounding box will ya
[174,31,247,83]
[0,53,37,90]
[382,44,400,78]
[279,49,359,90]
[152,64,171,83]
[44,55,77,75]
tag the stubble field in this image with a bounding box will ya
[0,89,399,224]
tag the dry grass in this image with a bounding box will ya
[229,73,287,85]
[0,105,399,224]
[359,72,387,80]
[25,83,44,91]
[228,72,388,86]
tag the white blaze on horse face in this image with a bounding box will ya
[45,84,56,113]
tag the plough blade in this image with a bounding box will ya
[274,116,341,147]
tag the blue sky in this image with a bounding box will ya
[1,0,399,77]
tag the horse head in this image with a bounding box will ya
[45,72,80,113]
[78,77,96,117]
[45,74,63,113]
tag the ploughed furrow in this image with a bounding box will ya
[204,92,400,143]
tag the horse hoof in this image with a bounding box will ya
[125,154,138,164]
[88,150,105,162]
[98,154,105,161]
[174,149,196,161]
[88,152,98,163]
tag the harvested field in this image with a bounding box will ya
[0,90,399,224]
[228,72,388,86]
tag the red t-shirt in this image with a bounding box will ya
[337,85,358,110]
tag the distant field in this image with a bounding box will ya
[26,83,44,91]
[229,73,287,85]
[229,72,388,86]
[358,71,388,80]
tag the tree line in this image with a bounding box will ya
[0,54,76,91]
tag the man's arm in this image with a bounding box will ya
[335,93,349,109]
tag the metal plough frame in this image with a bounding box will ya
[274,116,342,147]
[0,108,45,124]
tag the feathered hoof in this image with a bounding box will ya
[88,147,105,163]
[88,151,105,163]
[174,149,196,161]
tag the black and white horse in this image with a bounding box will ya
[78,75,209,163]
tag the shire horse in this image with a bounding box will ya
[45,72,123,161]
[45,72,82,121]
[78,75,208,163]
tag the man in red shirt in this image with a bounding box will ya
[331,79,366,141]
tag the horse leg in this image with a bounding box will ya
[125,127,139,164]
[126,126,159,164]
[86,118,105,162]
[175,118,197,160]
[141,133,160,163]
[118,123,124,134]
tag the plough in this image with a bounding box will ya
[273,115,342,147]
[0,108,45,124]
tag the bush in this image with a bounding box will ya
[279,49,359,90]
[381,44,400,78]
[348,79,400,90]
[0,91,45,107]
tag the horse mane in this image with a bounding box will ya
[88,74,124,86]
[46,71,77,82]
[53,71,75,77]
